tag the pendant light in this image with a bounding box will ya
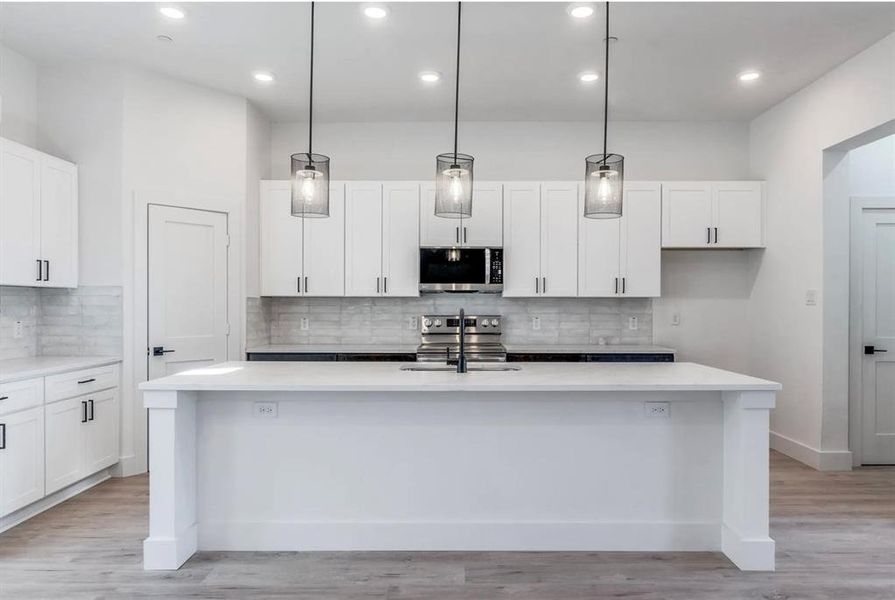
[291,1,330,218]
[584,1,623,219]
[435,2,473,220]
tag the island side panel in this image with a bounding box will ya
[721,390,776,571]
[194,390,724,553]
[143,390,199,570]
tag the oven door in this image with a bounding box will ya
[419,248,501,293]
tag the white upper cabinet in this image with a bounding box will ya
[662,181,764,248]
[420,181,502,247]
[345,182,419,297]
[579,198,622,297]
[0,137,78,288]
[503,182,577,297]
[260,181,345,297]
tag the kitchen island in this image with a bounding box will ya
[140,361,780,572]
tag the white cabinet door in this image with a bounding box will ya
[620,182,662,297]
[661,182,713,248]
[303,183,345,296]
[579,191,621,297]
[345,182,383,296]
[713,181,764,248]
[463,182,503,246]
[45,396,86,495]
[540,183,579,297]
[82,389,119,475]
[502,183,541,297]
[419,182,460,247]
[0,406,45,517]
[0,138,41,286]
[382,182,420,297]
[39,155,78,288]
[260,181,303,296]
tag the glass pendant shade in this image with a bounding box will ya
[290,152,330,218]
[584,153,624,218]
[435,152,474,219]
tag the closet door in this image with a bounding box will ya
[344,182,383,296]
[0,138,41,286]
[539,183,579,297]
[260,181,303,296]
[502,183,541,297]
[303,183,346,296]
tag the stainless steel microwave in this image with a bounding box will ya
[419,247,503,293]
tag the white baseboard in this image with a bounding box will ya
[0,470,110,533]
[110,453,146,478]
[770,431,852,471]
[198,521,721,552]
[721,524,775,571]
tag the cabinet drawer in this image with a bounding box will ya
[0,377,44,416]
[45,363,119,404]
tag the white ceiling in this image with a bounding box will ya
[1,2,893,122]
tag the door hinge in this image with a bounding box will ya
[225,234,231,247]
[225,322,231,335]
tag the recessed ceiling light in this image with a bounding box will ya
[363,5,388,20]
[738,70,761,82]
[253,71,276,84]
[159,6,185,20]
[567,4,595,19]
[579,71,599,83]
[419,71,441,83]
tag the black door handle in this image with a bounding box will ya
[865,345,888,355]
[152,346,175,356]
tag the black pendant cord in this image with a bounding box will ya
[602,1,609,165]
[308,1,315,156]
[453,2,461,163]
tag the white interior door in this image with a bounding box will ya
[713,181,764,248]
[539,182,579,297]
[502,183,541,297]
[620,182,662,297]
[861,208,895,464]
[260,181,303,296]
[148,205,229,378]
[661,182,713,247]
[0,138,41,286]
[382,182,420,297]
[345,182,383,296]
[303,183,345,296]
[39,155,78,288]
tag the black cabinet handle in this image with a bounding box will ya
[376,277,380,294]
[456,227,460,243]
[384,277,388,294]
[81,401,88,423]
[535,277,539,294]
[77,378,96,384]
[0,396,8,401]
[707,227,711,244]
[304,276,308,293]
[297,276,301,293]
[44,260,49,281]
[614,277,618,294]
[622,277,626,294]
[88,399,95,421]
[37,259,42,281]
[714,227,719,244]
[0,423,6,449]
[542,277,546,294]
[463,227,468,244]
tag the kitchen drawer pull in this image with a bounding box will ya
[0,423,6,449]
[81,401,88,423]
[88,399,95,421]
[0,396,8,401]
[37,259,42,281]
[44,260,50,281]
[297,276,301,293]
[77,378,96,385]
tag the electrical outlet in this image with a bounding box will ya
[13,321,23,339]
[628,316,638,331]
[300,317,310,331]
[408,316,418,330]
[253,401,278,418]
[644,401,670,418]
[531,316,541,330]
[805,289,818,306]
[671,312,681,326]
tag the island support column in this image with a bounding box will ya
[721,390,776,571]
[143,390,198,570]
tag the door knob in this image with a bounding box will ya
[152,346,175,356]
[864,345,888,355]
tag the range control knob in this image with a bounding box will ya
[434,319,442,327]
[481,321,489,327]
[423,319,432,327]
[490,319,500,327]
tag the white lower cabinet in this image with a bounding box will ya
[45,388,119,495]
[0,406,45,516]
[579,182,662,297]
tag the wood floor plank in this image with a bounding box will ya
[1,451,893,600]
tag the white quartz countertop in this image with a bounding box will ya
[140,360,780,393]
[246,344,674,355]
[0,356,121,384]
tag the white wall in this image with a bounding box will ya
[37,64,125,287]
[850,134,895,196]
[246,103,271,298]
[0,43,38,146]
[749,33,895,469]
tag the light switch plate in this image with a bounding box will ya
[531,316,541,330]
[628,316,639,331]
[300,317,310,331]
[805,289,818,306]
[13,321,23,339]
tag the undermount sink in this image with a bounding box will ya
[400,364,522,372]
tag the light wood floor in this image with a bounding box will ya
[1,451,893,599]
